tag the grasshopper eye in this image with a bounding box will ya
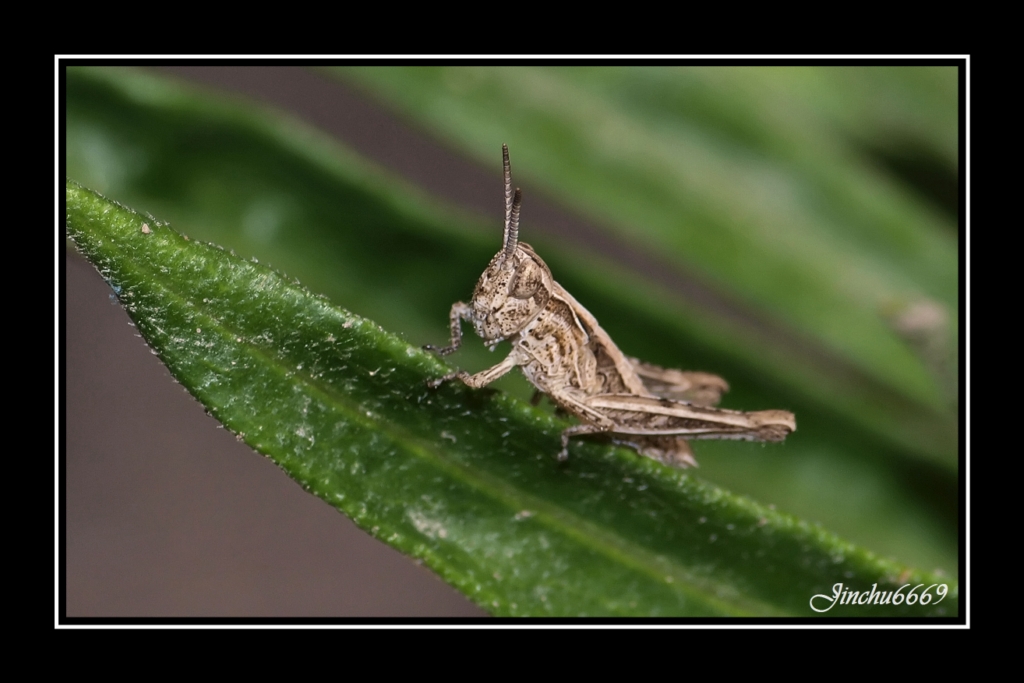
[509,261,543,299]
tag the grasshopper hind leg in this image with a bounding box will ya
[559,428,698,469]
[558,423,608,462]
[615,435,699,468]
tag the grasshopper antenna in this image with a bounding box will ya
[501,144,522,260]
[505,188,522,259]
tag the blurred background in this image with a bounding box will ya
[64,65,960,617]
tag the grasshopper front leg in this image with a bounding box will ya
[423,302,474,357]
[427,350,521,389]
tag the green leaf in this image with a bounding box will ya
[66,179,957,616]
[334,66,959,468]
[65,66,958,589]
[66,66,960,614]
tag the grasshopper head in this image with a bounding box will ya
[468,145,554,343]
[470,241,553,342]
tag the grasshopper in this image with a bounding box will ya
[425,145,795,467]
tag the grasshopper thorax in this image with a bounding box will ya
[469,243,553,342]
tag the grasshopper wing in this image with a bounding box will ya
[585,394,795,442]
[627,357,729,407]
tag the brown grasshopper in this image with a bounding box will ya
[425,145,795,467]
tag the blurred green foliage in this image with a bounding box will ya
[65,65,960,613]
[336,67,959,458]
